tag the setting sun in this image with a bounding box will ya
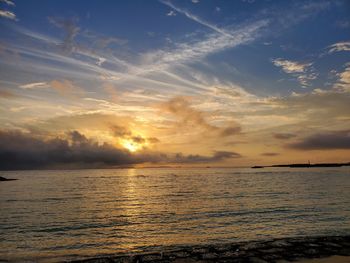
[122,140,141,152]
[1,1,350,262]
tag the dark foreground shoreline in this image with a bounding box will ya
[70,235,350,263]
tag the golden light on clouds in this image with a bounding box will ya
[0,0,349,170]
[121,139,143,152]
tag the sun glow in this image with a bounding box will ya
[122,140,141,152]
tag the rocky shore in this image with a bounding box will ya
[70,235,350,263]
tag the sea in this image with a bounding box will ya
[1,167,350,262]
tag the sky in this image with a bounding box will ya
[0,0,349,169]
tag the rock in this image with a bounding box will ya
[305,243,320,248]
[241,242,267,251]
[68,235,350,263]
[201,253,218,260]
[191,248,208,254]
[340,241,350,247]
[339,248,350,256]
[269,240,292,248]
[260,253,283,261]
[322,242,343,248]
[247,257,268,263]
[220,251,237,258]
[0,176,17,181]
[112,257,133,263]
[79,258,114,263]
[172,251,191,258]
[303,248,319,256]
[172,259,203,263]
[259,248,285,254]
[142,253,163,262]
[214,244,231,252]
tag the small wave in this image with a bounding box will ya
[135,175,147,178]
[36,220,136,233]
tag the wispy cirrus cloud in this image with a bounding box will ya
[140,18,269,73]
[19,82,49,89]
[0,0,15,6]
[0,4,268,102]
[160,0,233,37]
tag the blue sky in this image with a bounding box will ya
[0,0,349,168]
[1,0,349,94]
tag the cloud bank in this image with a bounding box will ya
[0,130,240,170]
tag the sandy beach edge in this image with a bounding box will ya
[68,235,350,263]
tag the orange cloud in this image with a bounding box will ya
[160,96,241,137]
[49,79,84,98]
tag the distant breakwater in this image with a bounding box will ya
[252,162,350,169]
[71,235,350,263]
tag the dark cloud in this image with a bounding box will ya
[68,130,88,144]
[111,125,132,137]
[0,130,136,170]
[147,137,160,144]
[0,130,239,170]
[131,136,145,144]
[261,152,280,156]
[220,126,242,137]
[288,130,350,150]
[110,125,159,145]
[274,133,297,140]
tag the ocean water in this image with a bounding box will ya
[1,167,350,262]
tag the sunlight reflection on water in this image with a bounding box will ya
[1,167,350,262]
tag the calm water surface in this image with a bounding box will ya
[1,167,350,262]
